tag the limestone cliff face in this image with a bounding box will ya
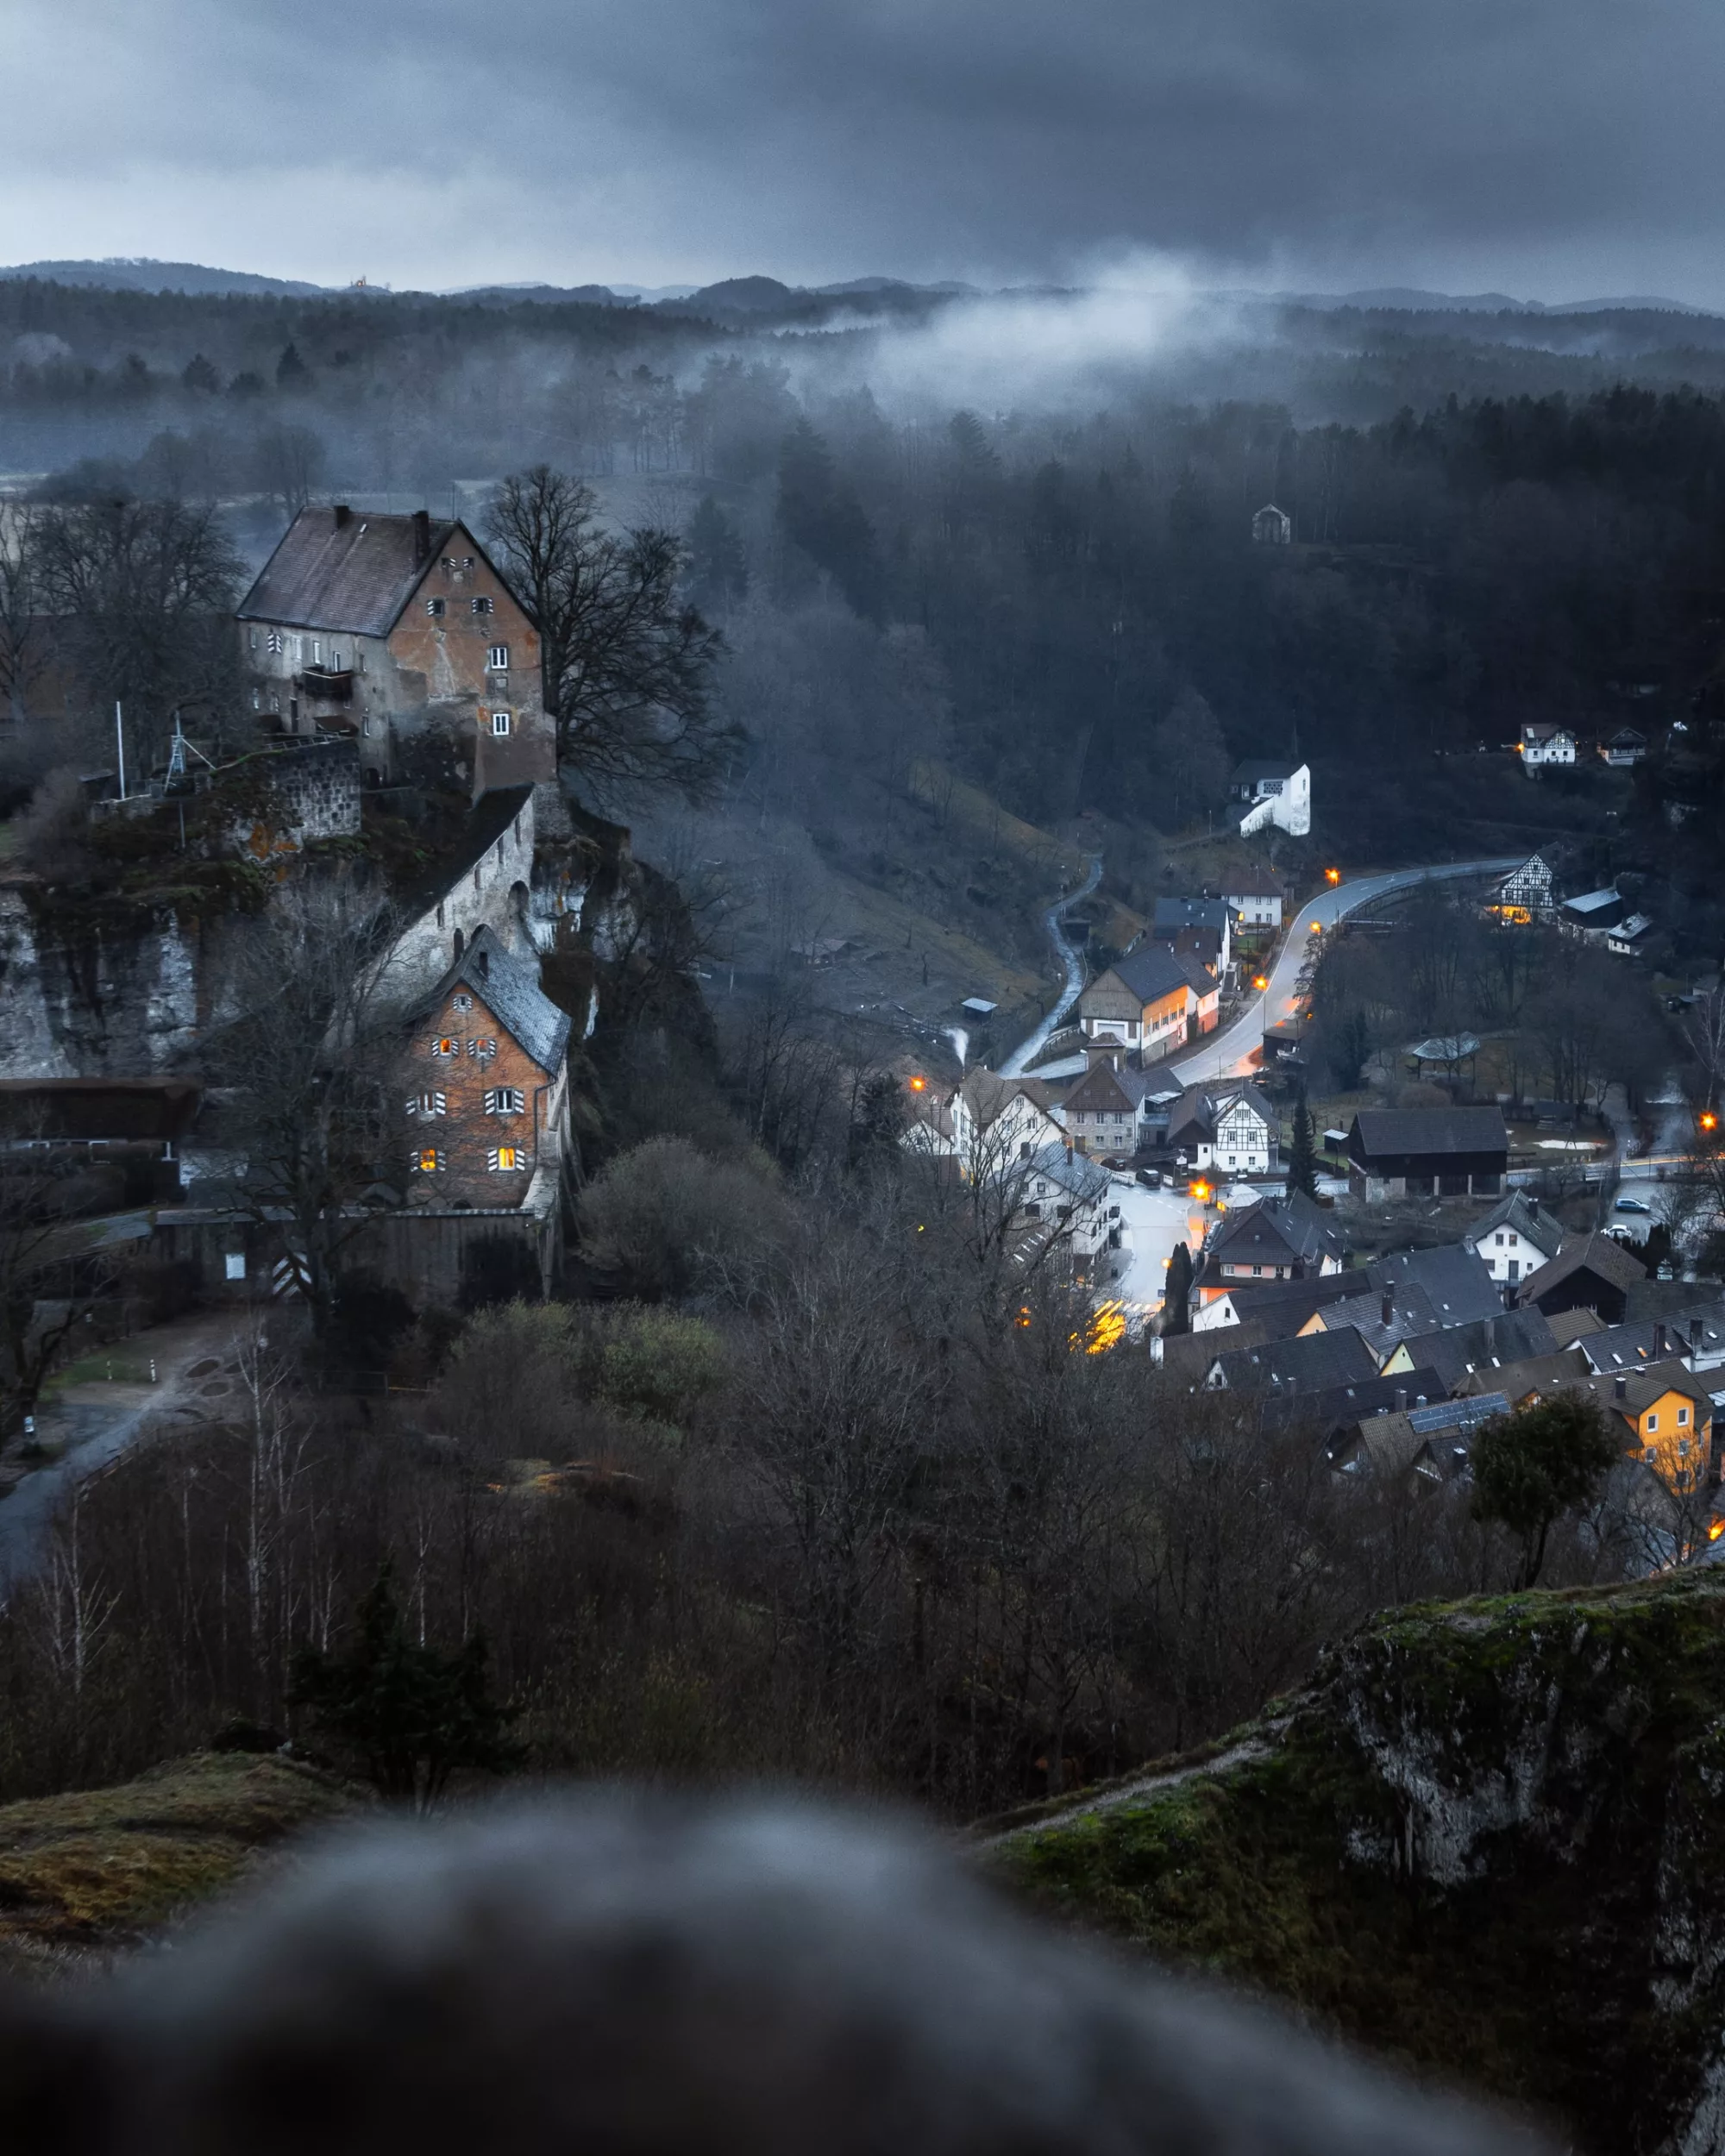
[1001,1573,1725,2156]
[0,889,213,1078]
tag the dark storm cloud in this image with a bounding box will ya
[3,0,1722,298]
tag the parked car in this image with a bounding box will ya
[1136,1168,1163,1189]
[1615,1195,1653,1215]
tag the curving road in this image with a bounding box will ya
[1000,855,1103,1076]
[1169,857,1523,1087]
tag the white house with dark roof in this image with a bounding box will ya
[1464,1191,1565,1287]
[1168,1081,1279,1177]
[1519,722,1576,772]
[1228,760,1311,837]
[1223,872,1283,930]
[238,506,554,800]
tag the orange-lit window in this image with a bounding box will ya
[414,1149,444,1174]
[432,1037,458,1058]
[487,1145,521,1172]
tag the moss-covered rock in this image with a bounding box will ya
[994,1571,1725,2154]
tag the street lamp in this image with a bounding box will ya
[1325,867,1341,885]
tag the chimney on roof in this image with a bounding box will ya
[412,508,430,561]
[1484,1316,1496,1355]
[333,503,351,529]
[1394,1388,1408,1411]
[1414,1395,1427,1408]
[1381,1291,1395,1328]
[1654,1321,1667,1358]
[1615,1373,1628,1401]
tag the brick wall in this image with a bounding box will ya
[403,980,552,1206]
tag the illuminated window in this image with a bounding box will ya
[489,711,511,736]
[487,1145,521,1171]
[488,643,509,670]
[466,1037,498,1061]
[414,1148,444,1174]
[432,1037,459,1058]
[484,1087,525,1116]
[426,598,446,617]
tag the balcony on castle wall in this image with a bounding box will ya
[294,667,354,705]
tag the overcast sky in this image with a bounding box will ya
[3,0,1722,304]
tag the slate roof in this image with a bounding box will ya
[1027,1143,1113,1205]
[1319,1282,1443,1363]
[1063,1062,1152,1117]
[1517,1232,1647,1307]
[410,924,570,1075]
[1207,1271,1360,1331]
[1209,1325,1379,1395]
[1547,1306,1608,1347]
[1454,1351,1594,1406]
[1348,1106,1510,1163]
[1168,1081,1277,1149]
[1394,1307,1560,1393]
[240,508,477,635]
[1578,1305,1725,1374]
[1258,1367,1447,1437]
[1465,1190,1565,1265]
[1153,898,1233,936]
[1212,1189,1346,1265]
[1222,871,1283,898]
[1334,1395,1509,1479]
[1366,1244,1504,1326]
[1107,946,1209,1006]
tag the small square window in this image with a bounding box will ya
[405,1092,447,1118]
[487,643,510,670]
[484,1087,525,1116]
[1678,1406,1690,1426]
[267,629,283,654]
[472,595,493,616]
[487,1145,521,1172]
[224,1252,247,1282]
[452,993,473,1013]
[415,1148,444,1174]
[426,597,446,617]
[490,711,511,736]
[1647,1413,1659,1432]
[432,1036,459,1058]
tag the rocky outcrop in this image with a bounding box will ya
[999,1572,1725,2155]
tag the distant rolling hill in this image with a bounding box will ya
[0,258,330,297]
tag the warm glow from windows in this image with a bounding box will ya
[417,1149,439,1173]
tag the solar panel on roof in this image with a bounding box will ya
[1408,1394,1509,1433]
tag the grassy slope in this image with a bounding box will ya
[0,1751,356,1973]
[993,1571,1725,2154]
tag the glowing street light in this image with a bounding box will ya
[1702,1110,1718,1134]
[1308,919,1322,935]
[1325,867,1341,885]
[1252,975,1269,992]
[907,1074,927,1093]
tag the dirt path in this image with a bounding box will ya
[978,1737,1271,1849]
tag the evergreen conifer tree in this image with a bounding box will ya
[1286,1087,1318,1200]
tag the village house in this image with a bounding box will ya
[1018,1144,1120,1272]
[1560,886,1626,937]
[1515,1232,1647,1327]
[1345,1106,1509,1200]
[1328,1393,1511,1487]
[1150,898,1233,975]
[1077,945,1218,1056]
[1059,1054,1152,1160]
[1599,727,1648,768]
[1519,722,1576,773]
[1488,852,1555,923]
[904,1069,1064,1175]
[1189,1192,1347,1310]
[1204,1325,1378,1395]
[1167,1081,1278,1178]
[400,920,570,1206]
[1223,872,1283,931]
[1576,1309,1725,1379]
[1228,760,1312,837]
[1573,1366,1716,1495]
[237,506,555,805]
[1607,913,1657,957]
[1189,1269,1358,1335]
[1464,1190,1565,1288]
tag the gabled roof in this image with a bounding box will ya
[1517,1232,1647,1306]
[1207,1190,1346,1271]
[1027,1143,1113,1204]
[1465,1190,1565,1264]
[1168,1081,1276,1146]
[1222,871,1283,898]
[1547,1306,1609,1347]
[1063,1062,1143,1116]
[1210,1326,1378,1395]
[1562,886,1622,917]
[1366,1243,1503,1326]
[240,508,497,636]
[1336,1395,1509,1479]
[1207,1271,1360,1332]
[1258,1367,1447,1437]
[1348,1106,1509,1163]
[1319,1282,1442,1363]
[1578,1305,1725,1374]
[1107,946,1203,1007]
[1453,1349,1592,1406]
[959,1069,1063,1132]
[1395,1307,1560,1393]
[1153,898,1233,935]
[1230,760,1301,786]
[1523,722,1574,742]
[410,924,570,1075]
